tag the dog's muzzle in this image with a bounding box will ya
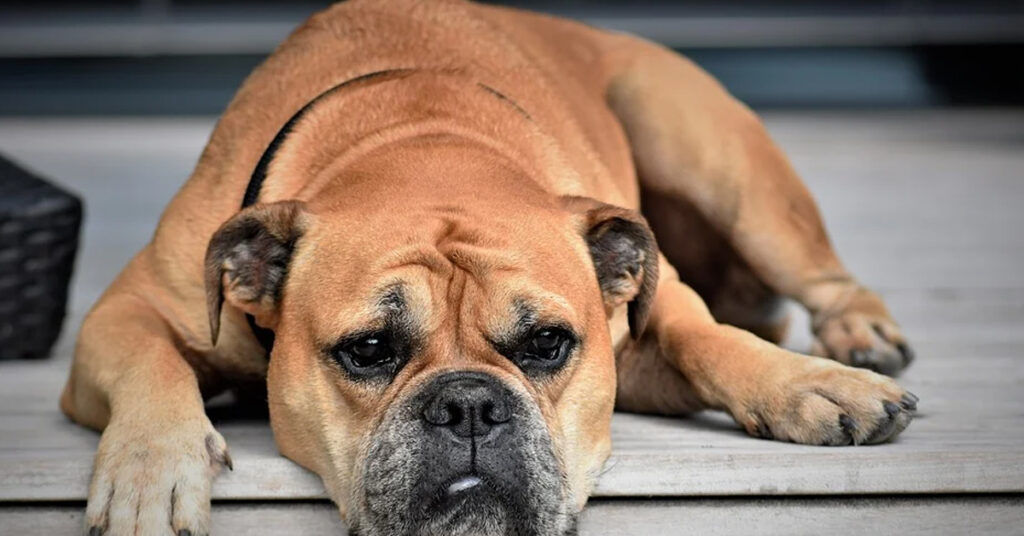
[358,371,573,536]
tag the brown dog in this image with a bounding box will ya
[61,1,918,534]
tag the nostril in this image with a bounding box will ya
[424,400,461,427]
[483,401,511,425]
[444,403,463,426]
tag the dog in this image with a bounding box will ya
[60,1,918,534]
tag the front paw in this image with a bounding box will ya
[739,356,918,446]
[811,287,914,376]
[84,414,232,535]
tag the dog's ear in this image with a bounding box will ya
[563,196,659,339]
[204,200,309,346]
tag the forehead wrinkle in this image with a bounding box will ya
[373,243,453,275]
[441,243,526,288]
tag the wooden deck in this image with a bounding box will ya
[1,110,1023,533]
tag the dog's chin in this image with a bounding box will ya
[351,474,547,536]
[416,483,512,536]
[350,487,579,536]
[349,504,509,536]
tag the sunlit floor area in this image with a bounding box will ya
[1,110,1023,534]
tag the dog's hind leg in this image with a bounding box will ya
[61,272,230,536]
[614,259,916,445]
[602,39,912,376]
[638,188,791,346]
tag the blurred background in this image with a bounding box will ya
[1,0,1023,114]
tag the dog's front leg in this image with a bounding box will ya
[637,263,917,445]
[62,292,230,536]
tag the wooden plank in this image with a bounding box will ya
[3,419,1022,501]
[581,496,1024,536]
[3,293,1023,501]
[2,496,1022,535]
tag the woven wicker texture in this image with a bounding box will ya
[0,155,81,360]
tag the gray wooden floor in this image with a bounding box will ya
[1,110,1023,534]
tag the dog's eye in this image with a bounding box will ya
[528,329,563,358]
[349,336,390,367]
[333,333,395,373]
[509,327,575,373]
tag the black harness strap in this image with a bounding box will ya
[240,68,409,355]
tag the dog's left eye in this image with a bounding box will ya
[528,329,563,357]
[509,327,575,372]
[333,333,395,375]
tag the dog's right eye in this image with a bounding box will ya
[349,336,391,367]
[332,332,397,377]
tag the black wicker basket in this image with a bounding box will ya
[0,154,82,360]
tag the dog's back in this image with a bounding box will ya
[190,0,634,206]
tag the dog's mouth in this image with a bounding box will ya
[412,473,519,534]
[432,473,491,513]
[423,473,492,515]
[446,474,483,495]
[356,371,574,536]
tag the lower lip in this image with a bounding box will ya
[447,475,482,496]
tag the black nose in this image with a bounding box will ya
[422,373,512,439]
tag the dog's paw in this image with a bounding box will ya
[739,356,918,446]
[810,287,914,376]
[84,414,231,536]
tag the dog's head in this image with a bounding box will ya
[204,142,657,535]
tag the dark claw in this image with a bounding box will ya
[897,343,915,367]
[755,421,774,440]
[849,349,868,367]
[88,528,103,536]
[900,392,919,411]
[883,401,901,418]
[838,414,857,444]
[178,530,193,536]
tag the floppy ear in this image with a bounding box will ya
[563,197,659,339]
[204,200,309,346]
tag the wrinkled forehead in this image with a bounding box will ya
[288,206,597,341]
